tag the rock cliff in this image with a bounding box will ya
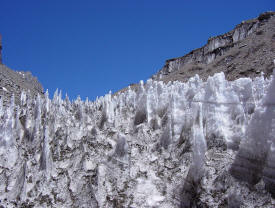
[0,35,44,107]
[154,11,275,82]
[0,64,44,107]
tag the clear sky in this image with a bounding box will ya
[0,0,274,100]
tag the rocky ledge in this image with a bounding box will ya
[0,64,44,106]
[154,11,275,82]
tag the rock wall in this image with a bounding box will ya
[0,64,44,107]
[0,36,44,107]
[154,11,275,82]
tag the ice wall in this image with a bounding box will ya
[0,72,274,207]
[230,69,275,197]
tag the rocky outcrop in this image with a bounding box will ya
[0,35,43,106]
[0,64,44,106]
[154,11,275,82]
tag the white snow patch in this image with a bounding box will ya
[136,178,164,207]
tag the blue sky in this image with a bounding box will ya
[1,0,274,100]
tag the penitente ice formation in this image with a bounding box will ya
[0,11,275,208]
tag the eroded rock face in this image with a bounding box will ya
[0,71,274,207]
[0,35,43,107]
[154,11,275,82]
[0,64,43,107]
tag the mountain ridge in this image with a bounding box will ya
[0,11,274,103]
[116,11,275,96]
[153,11,275,82]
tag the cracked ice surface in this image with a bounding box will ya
[0,71,274,207]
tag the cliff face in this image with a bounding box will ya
[0,64,44,107]
[0,35,43,107]
[154,11,275,82]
